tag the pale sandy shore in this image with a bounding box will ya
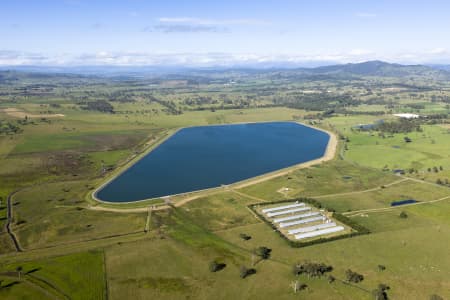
[1,108,65,118]
[88,123,338,213]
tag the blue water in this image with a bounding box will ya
[96,122,330,202]
[391,199,417,206]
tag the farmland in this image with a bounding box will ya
[1,63,450,299]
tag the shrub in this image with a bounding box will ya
[209,261,226,272]
[293,261,333,278]
[240,266,256,279]
[239,233,251,241]
[372,284,390,300]
[254,246,271,259]
[378,265,386,271]
[345,269,364,283]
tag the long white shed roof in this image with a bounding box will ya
[262,203,305,213]
[287,222,337,235]
[273,212,321,223]
[279,215,324,228]
[295,226,345,240]
[266,206,310,218]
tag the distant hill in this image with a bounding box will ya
[1,60,450,81]
[429,64,450,72]
[308,60,450,79]
[0,70,103,85]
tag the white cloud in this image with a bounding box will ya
[144,24,225,33]
[429,48,447,55]
[158,17,270,26]
[1,50,449,67]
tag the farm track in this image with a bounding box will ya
[344,195,450,216]
[230,189,268,203]
[311,178,408,199]
[5,190,23,252]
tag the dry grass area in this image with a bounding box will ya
[1,108,65,118]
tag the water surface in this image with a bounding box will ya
[96,122,329,202]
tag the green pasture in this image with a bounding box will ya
[0,251,105,300]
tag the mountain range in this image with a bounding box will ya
[1,61,450,80]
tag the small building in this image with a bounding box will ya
[393,113,420,119]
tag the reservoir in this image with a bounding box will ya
[95,122,330,202]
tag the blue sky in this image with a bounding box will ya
[1,0,450,66]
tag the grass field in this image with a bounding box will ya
[238,160,399,201]
[0,251,105,300]
[317,179,450,212]
[1,78,450,300]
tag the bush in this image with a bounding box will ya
[209,261,226,272]
[239,233,251,241]
[254,246,272,259]
[345,269,364,283]
[293,261,333,278]
[240,266,256,279]
[372,284,390,300]
[399,211,408,219]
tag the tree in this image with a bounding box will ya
[239,233,251,241]
[240,266,256,279]
[209,261,226,272]
[345,269,364,283]
[254,246,272,260]
[82,100,115,113]
[293,261,333,278]
[377,265,386,271]
[399,211,408,219]
[372,284,390,300]
[16,266,23,280]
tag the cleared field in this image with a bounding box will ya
[106,227,370,300]
[0,251,105,300]
[11,180,146,249]
[317,179,450,212]
[238,160,398,201]
[179,192,261,232]
[1,72,450,300]
[216,214,450,299]
[0,107,65,118]
[333,118,450,174]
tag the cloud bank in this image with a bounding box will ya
[0,49,449,67]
